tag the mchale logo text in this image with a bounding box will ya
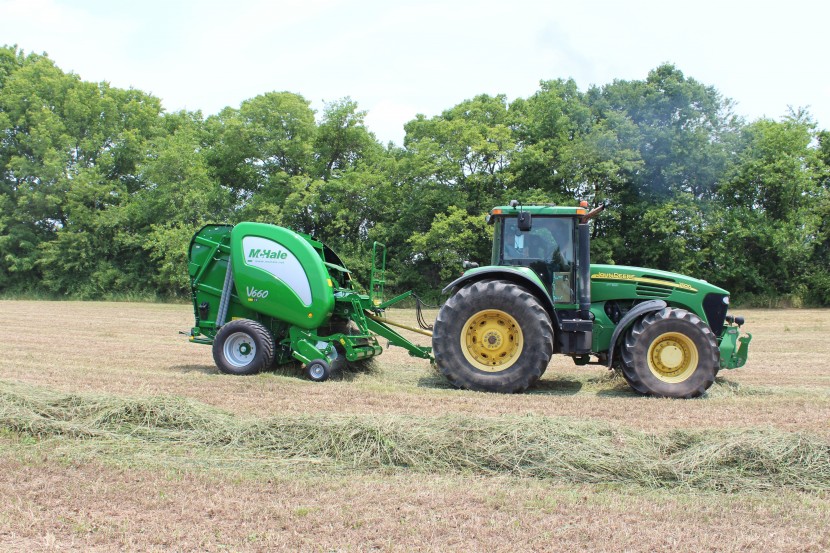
[247,248,288,261]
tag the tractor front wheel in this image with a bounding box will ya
[432,280,553,393]
[620,307,718,398]
[212,319,275,376]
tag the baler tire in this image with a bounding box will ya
[305,359,331,382]
[212,319,275,376]
[619,307,718,398]
[432,279,553,393]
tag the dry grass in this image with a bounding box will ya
[3,381,827,493]
[1,300,829,551]
[1,450,828,552]
[1,301,828,437]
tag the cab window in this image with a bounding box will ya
[499,216,576,303]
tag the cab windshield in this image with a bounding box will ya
[496,216,576,303]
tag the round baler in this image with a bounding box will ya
[187,222,431,381]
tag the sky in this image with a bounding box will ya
[1,0,828,145]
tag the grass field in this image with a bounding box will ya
[1,300,829,551]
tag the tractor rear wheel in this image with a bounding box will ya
[212,319,275,376]
[432,279,553,393]
[620,307,718,398]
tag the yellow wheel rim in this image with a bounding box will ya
[647,332,698,383]
[460,309,523,372]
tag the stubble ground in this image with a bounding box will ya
[0,300,828,551]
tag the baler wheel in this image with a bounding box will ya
[620,307,718,398]
[212,319,275,376]
[305,359,332,382]
[432,279,553,393]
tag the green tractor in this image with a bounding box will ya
[432,201,751,398]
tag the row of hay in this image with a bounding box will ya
[1,380,828,493]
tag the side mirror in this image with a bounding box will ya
[517,211,532,231]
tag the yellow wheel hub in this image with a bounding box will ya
[461,309,523,372]
[647,331,698,383]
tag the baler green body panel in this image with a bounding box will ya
[230,222,335,330]
[188,224,254,335]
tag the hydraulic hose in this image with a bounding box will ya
[216,254,233,328]
[366,313,434,337]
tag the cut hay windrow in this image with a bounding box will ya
[1,380,828,493]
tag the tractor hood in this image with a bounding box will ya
[590,264,733,339]
[590,264,729,302]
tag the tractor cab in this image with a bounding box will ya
[492,212,577,304]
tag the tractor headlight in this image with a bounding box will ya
[723,296,730,305]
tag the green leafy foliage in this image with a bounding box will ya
[0,47,827,304]
[408,206,490,282]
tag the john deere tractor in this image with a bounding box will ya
[432,201,751,398]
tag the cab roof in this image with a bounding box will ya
[489,204,586,217]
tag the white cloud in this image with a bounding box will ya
[363,99,427,145]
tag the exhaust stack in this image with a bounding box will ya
[578,223,591,320]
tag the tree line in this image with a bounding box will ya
[1,45,828,305]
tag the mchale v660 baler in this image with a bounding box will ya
[187,222,432,382]
[187,201,751,398]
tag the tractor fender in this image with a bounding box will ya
[442,267,555,315]
[605,299,667,368]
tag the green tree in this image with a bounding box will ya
[128,113,232,296]
[314,97,379,180]
[0,47,163,293]
[805,130,830,304]
[598,64,737,201]
[2,47,828,305]
[239,92,316,178]
[715,114,824,300]
[508,78,592,201]
[204,92,317,207]
[408,205,490,283]
[404,94,514,214]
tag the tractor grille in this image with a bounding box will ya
[703,293,728,337]
[635,282,673,298]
